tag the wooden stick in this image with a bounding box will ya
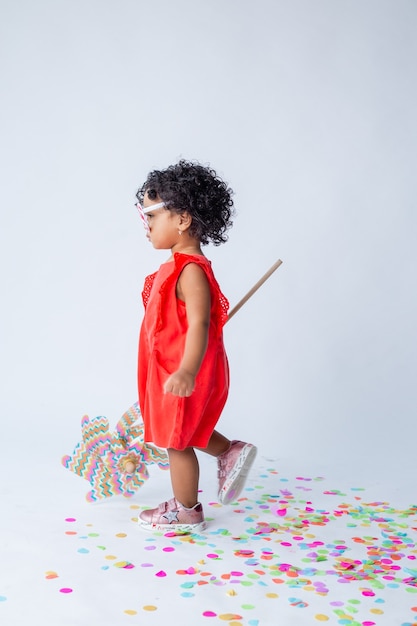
[226,259,283,322]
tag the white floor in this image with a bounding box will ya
[1,421,416,626]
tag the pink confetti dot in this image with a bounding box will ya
[207,553,220,559]
[203,611,217,617]
[163,547,175,552]
[59,588,73,594]
[65,518,76,522]
[278,563,292,571]
[155,570,166,577]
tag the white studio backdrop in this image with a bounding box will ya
[0,0,416,475]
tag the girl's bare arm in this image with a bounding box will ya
[163,263,211,397]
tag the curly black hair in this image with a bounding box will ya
[136,160,234,246]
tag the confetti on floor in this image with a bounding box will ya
[38,466,417,626]
[2,458,416,625]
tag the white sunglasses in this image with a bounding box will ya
[136,201,167,232]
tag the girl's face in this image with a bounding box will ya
[143,196,181,250]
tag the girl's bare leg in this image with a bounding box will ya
[167,447,200,508]
[198,430,230,457]
[168,432,231,507]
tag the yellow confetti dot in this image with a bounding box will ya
[315,615,329,622]
[266,593,279,599]
[45,571,58,579]
[115,533,127,538]
[124,610,137,616]
[219,615,242,621]
[130,504,140,510]
[143,605,157,612]
[105,555,117,560]
[370,608,384,615]
[227,589,237,596]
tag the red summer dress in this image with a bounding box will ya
[138,252,230,450]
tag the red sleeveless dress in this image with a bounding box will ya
[138,253,230,450]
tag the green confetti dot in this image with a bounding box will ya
[345,606,358,614]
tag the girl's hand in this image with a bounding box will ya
[163,369,195,397]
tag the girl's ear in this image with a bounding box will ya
[179,212,192,229]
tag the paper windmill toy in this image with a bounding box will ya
[62,402,169,502]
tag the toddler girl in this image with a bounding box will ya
[136,160,256,532]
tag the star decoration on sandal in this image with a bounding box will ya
[163,509,180,524]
